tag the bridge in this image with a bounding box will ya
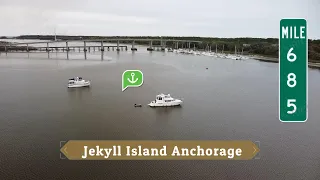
[1,38,204,60]
[10,38,202,45]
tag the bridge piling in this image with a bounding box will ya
[116,41,120,51]
[47,43,50,58]
[100,41,104,60]
[27,44,29,58]
[84,41,87,60]
[161,41,166,51]
[5,45,7,56]
[66,42,69,60]
[131,41,137,51]
[147,41,153,51]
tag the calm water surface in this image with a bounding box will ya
[0,47,320,179]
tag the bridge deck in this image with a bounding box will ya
[9,39,202,45]
[35,45,128,49]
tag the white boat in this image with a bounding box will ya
[148,94,183,107]
[193,51,201,55]
[167,48,174,52]
[68,77,90,88]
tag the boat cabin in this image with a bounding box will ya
[156,94,174,102]
[68,77,83,82]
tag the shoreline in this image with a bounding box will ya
[252,56,320,69]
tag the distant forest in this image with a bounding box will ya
[6,35,320,61]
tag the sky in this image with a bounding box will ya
[0,0,319,39]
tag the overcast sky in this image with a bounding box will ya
[0,0,319,38]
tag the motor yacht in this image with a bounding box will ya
[68,77,90,88]
[148,94,183,107]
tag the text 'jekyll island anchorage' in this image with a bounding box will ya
[81,145,243,159]
[60,140,260,160]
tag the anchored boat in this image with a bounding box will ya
[148,94,183,107]
[68,77,90,88]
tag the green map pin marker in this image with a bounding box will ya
[122,70,144,91]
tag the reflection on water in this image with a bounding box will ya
[153,106,182,114]
[67,87,92,109]
[67,86,92,100]
[154,106,183,122]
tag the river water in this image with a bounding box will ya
[0,40,320,180]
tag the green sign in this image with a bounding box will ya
[279,19,308,122]
[122,70,144,91]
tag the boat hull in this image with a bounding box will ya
[68,82,90,88]
[148,100,182,107]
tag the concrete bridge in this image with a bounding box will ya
[1,38,203,60]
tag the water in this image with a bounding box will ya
[0,44,320,179]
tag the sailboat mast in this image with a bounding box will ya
[54,28,57,41]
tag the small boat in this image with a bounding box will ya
[134,104,142,107]
[167,48,174,52]
[193,51,201,55]
[148,94,183,107]
[68,77,90,88]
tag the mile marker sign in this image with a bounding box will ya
[279,19,308,122]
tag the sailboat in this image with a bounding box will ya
[53,27,61,41]
[54,28,57,41]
